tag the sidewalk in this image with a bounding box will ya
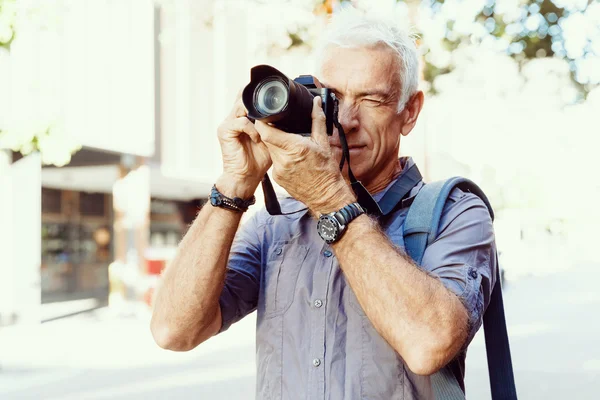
[0,304,257,400]
[1,264,599,399]
[41,298,108,323]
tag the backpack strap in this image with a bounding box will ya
[403,177,517,400]
[483,251,518,400]
[430,366,468,400]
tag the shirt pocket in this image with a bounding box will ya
[345,279,367,317]
[261,241,309,319]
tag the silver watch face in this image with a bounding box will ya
[317,215,340,244]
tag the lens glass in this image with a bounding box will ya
[255,79,288,115]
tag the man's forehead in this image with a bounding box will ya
[318,45,400,94]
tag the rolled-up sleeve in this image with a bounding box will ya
[419,189,497,344]
[218,213,264,333]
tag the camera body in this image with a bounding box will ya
[242,65,336,136]
[292,74,335,136]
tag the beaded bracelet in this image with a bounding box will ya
[209,185,256,213]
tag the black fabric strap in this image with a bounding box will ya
[335,114,356,183]
[334,202,364,226]
[339,207,351,225]
[484,254,518,400]
[348,203,360,218]
[378,163,423,215]
[332,99,382,217]
[262,174,283,215]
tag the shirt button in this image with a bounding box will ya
[314,299,323,308]
[469,268,478,279]
[275,248,282,255]
[312,358,321,367]
[323,250,333,257]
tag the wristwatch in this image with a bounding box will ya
[317,202,365,244]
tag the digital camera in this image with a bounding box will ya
[242,65,335,136]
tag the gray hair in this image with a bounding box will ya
[315,6,420,112]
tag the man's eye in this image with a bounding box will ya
[364,98,382,106]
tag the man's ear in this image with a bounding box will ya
[400,91,424,137]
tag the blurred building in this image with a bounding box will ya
[0,0,260,324]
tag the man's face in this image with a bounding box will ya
[319,45,421,189]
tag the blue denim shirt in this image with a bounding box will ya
[218,157,496,400]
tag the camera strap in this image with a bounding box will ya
[333,100,382,216]
[262,173,283,215]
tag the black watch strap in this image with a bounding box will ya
[334,202,365,226]
[317,202,365,244]
[210,185,256,213]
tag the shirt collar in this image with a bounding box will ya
[372,157,412,200]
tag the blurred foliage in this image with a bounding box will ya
[425,0,597,98]
[3,0,598,167]
[0,0,81,166]
[0,0,16,50]
[311,0,598,100]
[0,125,81,167]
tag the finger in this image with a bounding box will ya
[311,96,329,148]
[220,117,260,143]
[228,88,248,118]
[262,140,284,163]
[255,120,303,150]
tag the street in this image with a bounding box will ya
[1,263,599,399]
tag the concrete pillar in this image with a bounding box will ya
[0,152,42,325]
[110,156,150,309]
[0,150,16,326]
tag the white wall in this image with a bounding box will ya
[0,151,16,324]
[159,0,250,185]
[0,153,41,325]
[3,0,155,158]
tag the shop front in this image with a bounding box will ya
[40,149,210,306]
[41,188,113,304]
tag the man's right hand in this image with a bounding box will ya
[217,91,272,198]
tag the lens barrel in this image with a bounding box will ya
[254,79,289,115]
[243,65,318,135]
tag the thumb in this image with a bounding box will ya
[310,96,329,148]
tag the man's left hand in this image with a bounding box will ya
[255,96,356,214]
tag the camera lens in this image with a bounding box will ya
[255,79,288,115]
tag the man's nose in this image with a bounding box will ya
[336,100,360,135]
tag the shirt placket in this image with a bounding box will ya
[307,244,334,400]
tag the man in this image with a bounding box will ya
[151,8,495,400]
